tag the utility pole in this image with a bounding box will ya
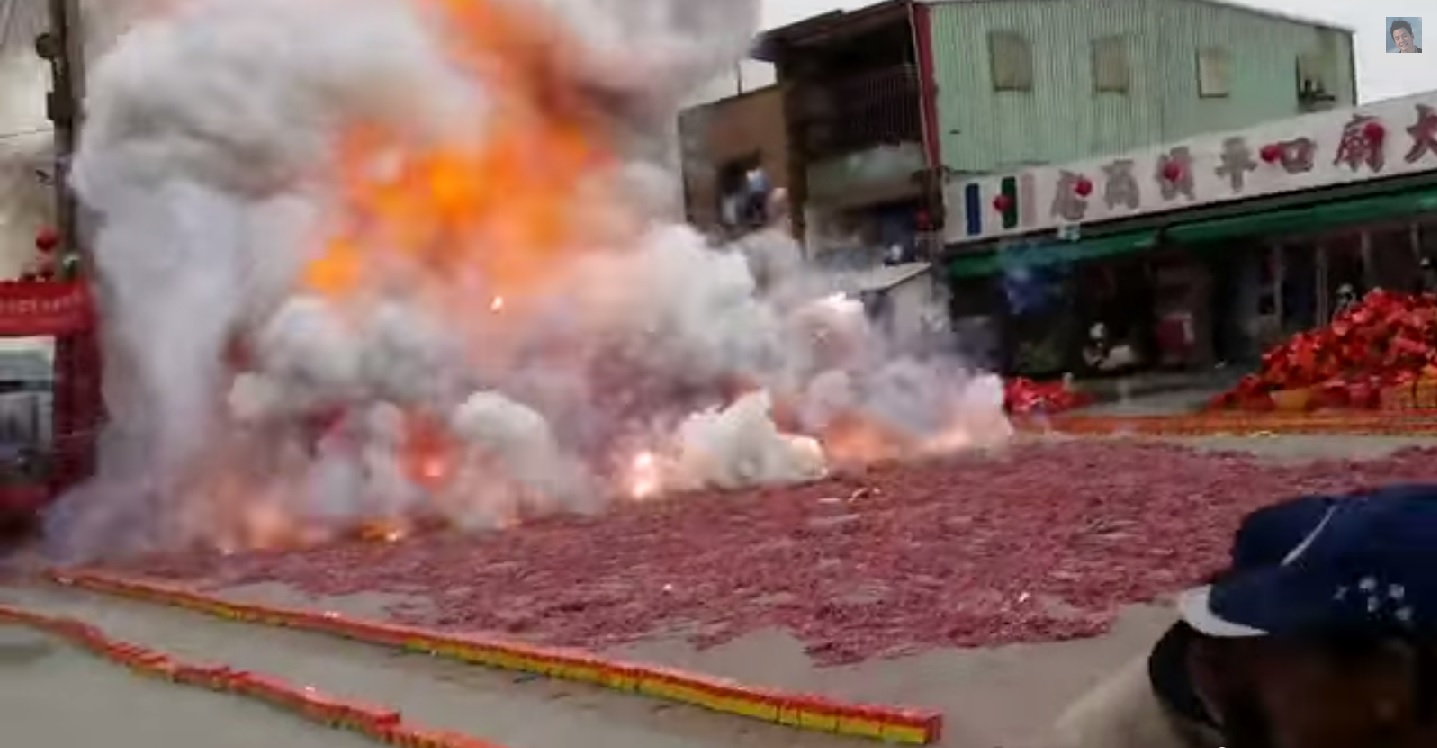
[38,0,81,259]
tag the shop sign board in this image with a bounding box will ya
[0,281,94,337]
[945,90,1437,244]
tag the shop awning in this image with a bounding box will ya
[1164,187,1437,245]
[948,229,1160,279]
[948,186,1437,279]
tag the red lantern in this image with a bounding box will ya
[1073,177,1093,197]
[1161,161,1184,182]
[1259,143,1283,164]
[992,194,1013,212]
[34,227,58,253]
[1363,120,1386,142]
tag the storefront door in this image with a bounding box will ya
[1281,244,1318,333]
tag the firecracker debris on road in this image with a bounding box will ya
[0,582,864,748]
[7,434,1437,748]
[0,624,377,747]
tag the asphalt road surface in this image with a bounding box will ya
[0,584,859,748]
[0,624,376,747]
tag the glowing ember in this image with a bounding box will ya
[627,451,661,501]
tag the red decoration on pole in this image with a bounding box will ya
[1161,161,1184,182]
[1073,177,1093,197]
[34,227,58,253]
[1259,143,1283,164]
[992,194,1013,212]
[1363,120,1386,142]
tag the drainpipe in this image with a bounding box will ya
[43,0,82,259]
[908,0,943,256]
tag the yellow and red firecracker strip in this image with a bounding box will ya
[48,570,944,745]
[1019,410,1437,437]
[0,603,501,748]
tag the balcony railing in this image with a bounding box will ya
[793,65,923,160]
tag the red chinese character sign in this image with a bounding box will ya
[1407,104,1437,163]
[946,91,1437,243]
[0,281,95,337]
[1333,114,1385,173]
[0,234,102,515]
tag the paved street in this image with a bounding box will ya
[0,625,374,747]
[0,584,859,748]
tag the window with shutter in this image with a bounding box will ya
[989,31,1033,91]
[1197,47,1230,97]
[1092,35,1130,93]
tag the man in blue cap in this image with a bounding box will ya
[1048,486,1437,748]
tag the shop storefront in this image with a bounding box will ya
[943,89,1437,377]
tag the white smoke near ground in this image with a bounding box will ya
[42,0,1011,561]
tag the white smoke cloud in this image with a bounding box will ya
[670,391,826,491]
[44,0,1009,560]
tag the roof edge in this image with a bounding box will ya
[753,1,909,62]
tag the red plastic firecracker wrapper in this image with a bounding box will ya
[1211,290,1437,411]
[1004,378,1095,415]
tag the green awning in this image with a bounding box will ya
[948,186,1437,280]
[1164,187,1437,245]
[948,229,1160,279]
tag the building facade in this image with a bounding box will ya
[755,1,933,268]
[0,0,58,279]
[744,0,1353,271]
[928,0,1355,175]
[677,85,789,233]
[944,90,1437,376]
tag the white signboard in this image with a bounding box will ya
[945,90,1437,244]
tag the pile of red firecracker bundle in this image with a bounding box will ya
[1004,377,1096,415]
[1212,290,1437,411]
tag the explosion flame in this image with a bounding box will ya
[44,0,1011,560]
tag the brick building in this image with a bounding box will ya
[677,85,789,234]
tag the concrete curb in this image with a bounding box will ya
[1024,411,1437,436]
[49,570,944,745]
[0,602,499,748]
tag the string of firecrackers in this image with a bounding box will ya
[0,603,497,748]
[1018,411,1437,437]
[47,570,944,745]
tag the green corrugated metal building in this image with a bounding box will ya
[750,0,1353,266]
[926,0,1355,176]
[925,0,1350,174]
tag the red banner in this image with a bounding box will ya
[0,281,95,337]
[0,484,53,514]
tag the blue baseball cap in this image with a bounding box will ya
[1180,485,1437,638]
[1145,493,1339,727]
[1227,494,1339,572]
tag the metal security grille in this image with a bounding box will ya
[796,64,923,160]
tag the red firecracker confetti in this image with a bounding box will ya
[1003,378,1094,415]
[1210,290,1437,412]
[114,441,1437,666]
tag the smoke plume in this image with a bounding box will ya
[44,0,1010,560]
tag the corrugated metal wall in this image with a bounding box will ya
[926,0,1355,175]
[0,0,55,279]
